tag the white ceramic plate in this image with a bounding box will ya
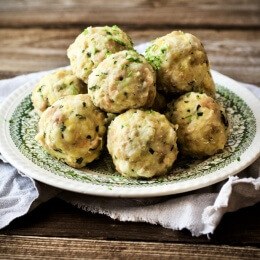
[0,70,259,197]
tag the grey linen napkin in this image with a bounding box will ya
[0,43,259,236]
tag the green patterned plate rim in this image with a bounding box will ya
[0,70,259,197]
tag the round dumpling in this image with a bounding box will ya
[145,31,215,96]
[35,94,106,168]
[88,50,156,113]
[165,92,229,158]
[107,109,178,178]
[67,25,134,83]
[31,70,87,115]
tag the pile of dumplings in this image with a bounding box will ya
[33,25,230,179]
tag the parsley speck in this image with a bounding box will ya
[60,124,66,132]
[54,148,62,153]
[112,37,126,46]
[76,114,86,120]
[112,25,118,30]
[149,148,154,154]
[89,85,97,90]
[126,56,142,63]
[106,51,112,57]
[161,47,167,54]
[147,110,155,115]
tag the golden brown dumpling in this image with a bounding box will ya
[35,94,106,168]
[107,109,178,178]
[88,50,156,113]
[31,70,87,115]
[67,25,134,83]
[165,92,230,158]
[145,31,215,97]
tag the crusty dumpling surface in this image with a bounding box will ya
[31,70,87,115]
[145,31,216,96]
[67,25,134,83]
[35,94,106,168]
[88,50,156,113]
[107,109,178,178]
[165,92,229,158]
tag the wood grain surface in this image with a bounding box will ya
[0,0,260,258]
[1,199,259,246]
[0,28,259,85]
[1,0,259,28]
[0,235,259,259]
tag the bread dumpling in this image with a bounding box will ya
[35,94,106,168]
[67,25,134,83]
[31,70,87,115]
[107,109,178,178]
[165,92,229,158]
[145,31,215,97]
[88,50,156,113]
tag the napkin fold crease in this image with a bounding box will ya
[0,161,39,229]
[58,168,259,236]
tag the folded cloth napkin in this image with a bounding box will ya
[0,43,259,237]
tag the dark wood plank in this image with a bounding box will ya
[0,0,259,29]
[1,199,259,246]
[0,235,259,259]
[0,28,259,86]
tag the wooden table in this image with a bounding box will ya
[0,1,259,258]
